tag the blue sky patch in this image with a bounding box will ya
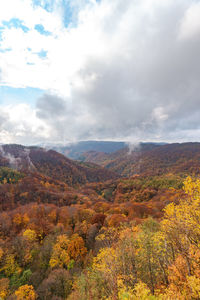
[37,50,48,58]
[34,24,52,36]
[33,0,55,12]
[62,0,74,28]
[62,0,101,28]
[2,18,29,33]
[0,86,44,107]
[33,0,101,29]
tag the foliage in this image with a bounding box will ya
[14,284,37,299]
[0,147,200,300]
[0,167,24,184]
[0,278,9,299]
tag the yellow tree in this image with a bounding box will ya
[92,246,119,299]
[0,278,9,299]
[15,284,37,299]
[161,176,200,298]
[1,254,21,277]
[49,234,70,268]
[162,176,200,275]
[23,229,37,242]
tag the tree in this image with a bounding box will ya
[0,278,9,299]
[135,218,172,294]
[37,269,72,299]
[15,284,37,300]
[67,234,87,262]
[92,247,119,299]
[162,176,200,276]
[23,229,37,242]
[1,254,21,277]
[49,235,70,268]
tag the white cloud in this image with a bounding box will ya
[0,0,106,95]
[1,0,200,144]
[179,2,200,40]
[0,103,49,144]
[0,0,62,33]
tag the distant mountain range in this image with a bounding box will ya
[0,144,118,186]
[50,141,127,159]
[49,140,166,160]
[1,142,200,184]
[78,142,200,177]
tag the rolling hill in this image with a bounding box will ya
[0,144,119,186]
[50,140,127,159]
[79,142,200,176]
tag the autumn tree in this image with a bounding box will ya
[15,284,37,299]
[37,269,72,299]
[49,234,70,269]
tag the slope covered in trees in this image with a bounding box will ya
[81,142,200,177]
[0,144,118,186]
[0,175,199,299]
[0,143,200,299]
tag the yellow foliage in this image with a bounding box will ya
[117,278,134,300]
[160,177,200,299]
[2,254,21,277]
[49,234,70,268]
[0,278,9,299]
[0,247,3,261]
[23,229,37,242]
[133,281,152,299]
[13,213,29,228]
[187,275,200,299]
[162,176,200,256]
[50,234,87,267]
[183,176,200,197]
[93,247,118,274]
[117,280,157,300]
[15,284,37,299]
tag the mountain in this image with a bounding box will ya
[0,142,199,298]
[79,142,200,176]
[0,144,119,185]
[50,140,127,159]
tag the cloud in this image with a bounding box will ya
[179,2,200,40]
[0,103,49,144]
[1,0,200,144]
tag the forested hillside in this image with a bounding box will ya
[0,144,118,186]
[51,141,127,160]
[0,143,200,299]
[81,142,200,177]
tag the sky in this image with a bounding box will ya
[0,0,200,145]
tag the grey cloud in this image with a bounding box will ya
[36,94,67,119]
[0,115,7,129]
[36,0,200,143]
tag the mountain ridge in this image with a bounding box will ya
[0,144,119,186]
[78,142,200,176]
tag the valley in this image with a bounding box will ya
[0,142,200,299]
